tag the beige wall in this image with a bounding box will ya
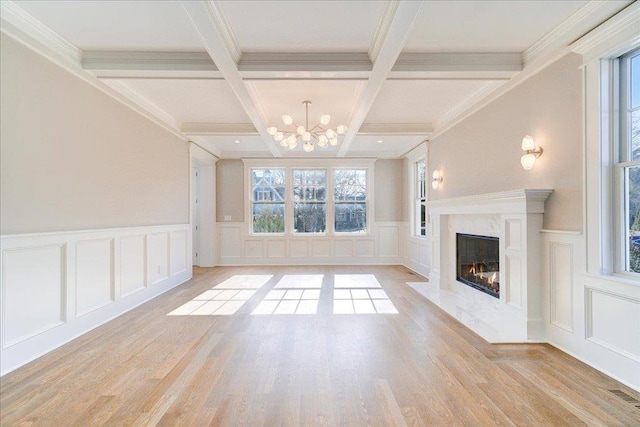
[428,53,583,231]
[216,159,245,222]
[374,159,405,222]
[0,34,189,234]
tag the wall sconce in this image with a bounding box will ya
[520,135,543,170]
[432,170,443,190]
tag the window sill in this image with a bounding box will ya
[583,272,640,287]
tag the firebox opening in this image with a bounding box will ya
[456,233,499,298]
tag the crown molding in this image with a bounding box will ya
[523,0,633,66]
[571,1,640,62]
[202,0,242,64]
[181,123,258,135]
[358,123,433,135]
[393,52,522,72]
[369,0,399,63]
[0,1,187,142]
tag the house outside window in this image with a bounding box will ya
[619,48,640,273]
[416,159,427,236]
[293,169,326,233]
[251,169,286,233]
[334,169,367,233]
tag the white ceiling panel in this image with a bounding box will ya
[404,1,590,53]
[16,0,204,51]
[219,1,385,53]
[366,80,500,124]
[190,135,267,157]
[119,79,251,124]
[349,135,425,157]
[247,80,365,128]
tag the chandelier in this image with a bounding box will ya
[267,101,348,152]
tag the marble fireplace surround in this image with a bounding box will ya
[425,189,553,343]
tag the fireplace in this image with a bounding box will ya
[456,233,499,298]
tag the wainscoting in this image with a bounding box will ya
[0,224,191,375]
[403,230,431,278]
[542,230,640,391]
[217,221,405,266]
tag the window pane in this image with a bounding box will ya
[335,203,367,233]
[252,169,285,202]
[627,165,640,272]
[293,169,326,202]
[253,203,285,233]
[420,204,426,236]
[294,203,326,233]
[334,170,367,201]
[417,160,426,199]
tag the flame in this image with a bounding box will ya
[489,272,497,284]
[470,264,476,275]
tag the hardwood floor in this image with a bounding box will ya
[1,265,639,426]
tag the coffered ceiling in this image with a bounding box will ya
[3,0,632,158]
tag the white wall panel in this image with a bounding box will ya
[245,240,263,258]
[550,242,573,332]
[0,224,191,376]
[505,255,522,309]
[378,226,399,257]
[334,240,353,257]
[149,233,169,285]
[356,240,375,257]
[220,225,242,258]
[311,239,331,258]
[2,245,65,346]
[120,235,146,297]
[289,240,308,258]
[76,239,113,316]
[267,240,285,258]
[587,288,640,362]
[505,219,522,251]
[170,230,187,275]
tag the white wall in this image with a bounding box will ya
[0,33,189,234]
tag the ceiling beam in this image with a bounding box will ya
[82,51,223,79]
[181,0,282,157]
[181,122,257,135]
[337,0,424,157]
[358,123,433,135]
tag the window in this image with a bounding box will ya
[293,169,326,233]
[416,160,427,236]
[334,169,367,233]
[619,48,640,273]
[251,169,285,233]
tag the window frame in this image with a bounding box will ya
[292,168,328,234]
[332,168,370,234]
[415,159,427,237]
[243,159,374,237]
[249,167,287,235]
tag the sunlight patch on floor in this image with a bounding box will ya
[167,275,273,316]
[334,274,382,289]
[333,288,398,314]
[273,274,324,289]
[252,288,320,315]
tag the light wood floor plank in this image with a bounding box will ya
[1,266,639,426]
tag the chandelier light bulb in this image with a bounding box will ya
[336,125,348,134]
[302,131,311,142]
[318,134,328,147]
[303,141,314,152]
[282,114,293,125]
[274,132,284,142]
[297,125,305,135]
[287,137,298,150]
[279,139,288,147]
[326,129,337,139]
[320,114,331,125]
[267,126,277,136]
[329,137,338,146]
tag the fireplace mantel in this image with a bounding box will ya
[424,189,553,343]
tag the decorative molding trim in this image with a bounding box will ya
[585,286,640,363]
[549,242,574,333]
[427,189,553,215]
[393,52,522,72]
[434,80,506,132]
[524,0,615,65]
[182,122,258,135]
[359,123,433,135]
[201,0,242,64]
[239,52,372,72]
[369,0,399,63]
[570,1,640,62]
[101,80,180,130]
[338,0,423,157]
